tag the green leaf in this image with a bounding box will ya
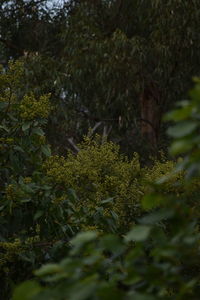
[189,86,200,101]
[22,122,31,131]
[101,198,114,204]
[71,231,98,248]
[0,124,9,132]
[32,127,44,136]
[34,210,43,221]
[164,106,192,121]
[67,188,78,202]
[12,280,42,300]
[13,145,25,153]
[0,102,8,110]
[69,275,98,300]
[125,225,151,242]
[97,282,123,300]
[167,121,197,138]
[35,263,63,277]
[41,144,51,156]
[140,209,174,225]
[170,140,193,155]
[110,210,119,221]
[100,234,124,253]
[127,292,156,300]
[142,193,164,210]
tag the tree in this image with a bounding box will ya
[1,0,200,155]
[60,0,200,150]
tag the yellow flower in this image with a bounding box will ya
[24,177,32,184]
[19,93,52,120]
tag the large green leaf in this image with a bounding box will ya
[70,231,98,248]
[167,121,197,138]
[125,225,151,242]
[12,281,42,300]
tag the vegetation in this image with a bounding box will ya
[0,1,200,299]
[1,0,200,155]
[11,77,200,299]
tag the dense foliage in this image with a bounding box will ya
[0,1,200,299]
[12,79,200,299]
[0,60,199,299]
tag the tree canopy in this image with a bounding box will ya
[1,0,200,154]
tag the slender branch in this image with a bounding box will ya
[68,137,80,153]
[87,121,102,137]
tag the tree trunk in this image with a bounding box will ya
[140,82,161,150]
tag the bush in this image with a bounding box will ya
[44,136,142,229]
[44,136,200,228]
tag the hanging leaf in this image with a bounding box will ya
[41,144,51,156]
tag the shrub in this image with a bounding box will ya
[44,136,200,228]
[0,61,65,299]
[44,136,142,228]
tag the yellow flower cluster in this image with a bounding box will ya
[25,235,40,245]
[44,137,142,225]
[0,61,24,102]
[32,135,47,147]
[51,195,66,205]
[81,225,99,231]
[6,60,24,84]
[5,184,16,201]
[23,177,32,184]
[38,135,46,145]
[0,91,17,103]
[19,93,51,120]
[142,159,184,196]
[5,184,26,210]
[0,240,21,270]
[0,138,14,144]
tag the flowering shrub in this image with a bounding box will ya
[44,137,142,227]
[44,137,200,228]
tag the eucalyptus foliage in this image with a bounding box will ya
[1,0,200,153]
